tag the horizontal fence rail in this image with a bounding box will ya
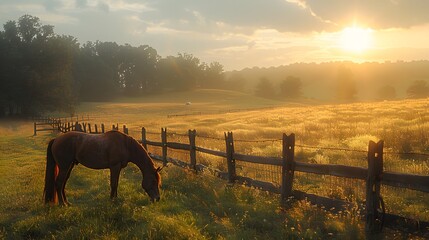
[140,128,429,236]
[35,119,429,236]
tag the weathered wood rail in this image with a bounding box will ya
[139,127,429,235]
[35,120,429,235]
[33,116,91,135]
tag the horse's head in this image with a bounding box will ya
[142,166,162,202]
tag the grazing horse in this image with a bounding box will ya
[43,130,162,205]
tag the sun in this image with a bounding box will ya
[339,26,373,53]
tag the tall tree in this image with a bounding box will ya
[158,53,204,91]
[279,76,302,99]
[406,80,429,99]
[0,20,24,116]
[376,85,396,100]
[255,77,276,99]
[0,15,76,115]
[75,41,118,101]
[335,66,357,102]
[225,72,246,92]
[201,61,225,89]
[118,44,159,96]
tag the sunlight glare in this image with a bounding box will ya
[339,26,373,53]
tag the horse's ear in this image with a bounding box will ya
[157,166,164,172]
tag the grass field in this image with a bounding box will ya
[1,89,428,239]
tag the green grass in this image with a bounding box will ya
[1,90,428,239]
[76,90,429,223]
[71,90,429,221]
[0,126,369,239]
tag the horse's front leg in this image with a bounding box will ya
[109,164,122,199]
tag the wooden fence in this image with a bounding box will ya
[33,116,91,135]
[140,127,429,235]
[35,121,429,235]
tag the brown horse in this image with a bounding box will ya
[43,130,162,205]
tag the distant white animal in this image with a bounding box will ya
[185,102,192,105]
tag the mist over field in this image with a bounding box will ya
[1,1,429,239]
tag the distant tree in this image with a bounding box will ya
[95,41,120,93]
[255,77,276,99]
[74,41,117,101]
[118,44,159,96]
[225,73,246,92]
[201,61,225,89]
[406,80,429,99]
[134,45,159,93]
[0,15,76,116]
[279,76,302,99]
[0,20,24,116]
[157,53,204,91]
[335,66,357,102]
[376,85,396,100]
[17,15,41,43]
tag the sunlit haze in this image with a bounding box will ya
[338,26,373,53]
[1,0,429,70]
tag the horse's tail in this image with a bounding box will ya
[43,139,58,204]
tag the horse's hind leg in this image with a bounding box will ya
[109,164,122,199]
[62,165,74,205]
[55,165,72,206]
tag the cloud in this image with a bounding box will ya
[140,0,333,34]
[97,2,109,12]
[1,0,429,70]
[303,0,429,29]
[43,0,63,12]
[75,0,87,8]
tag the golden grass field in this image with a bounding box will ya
[1,89,428,239]
[76,89,429,220]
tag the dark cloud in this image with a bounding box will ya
[1,0,428,70]
[43,0,63,12]
[75,0,87,9]
[97,2,110,12]
[141,0,333,34]
[304,0,429,29]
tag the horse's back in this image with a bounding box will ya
[51,131,131,169]
[50,131,83,167]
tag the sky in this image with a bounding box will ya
[1,0,429,70]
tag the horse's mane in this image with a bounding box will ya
[125,134,155,166]
[123,133,161,186]
[126,135,147,160]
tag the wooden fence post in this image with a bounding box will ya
[141,127,147,150]
[112,124,116,130]
[88,123,92,133]
[281,133,295,204]
[75,122,82,132]
[366,140,384,234]
[101,123,105,133]
[95,124,98,133]
[225,132,236,183]
[33,122,37,136]
[161,128,168,166]
[189,129,197,171]
[123,125,128,134]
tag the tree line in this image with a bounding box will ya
[0,15,226,116]
[234,62,429,102]
[2,15,428,117]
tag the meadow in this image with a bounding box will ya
[1,89,428,239]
